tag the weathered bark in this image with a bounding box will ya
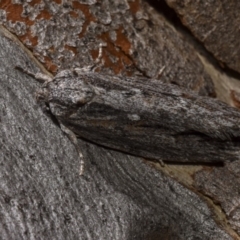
[1,0,240,239]
[0,29,233,239]
[165,0,240,73]
[0,0,215,96]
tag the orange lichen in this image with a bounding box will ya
[69,10,79,19]
[52,0,62,4]
[115,27,131,54]
[64,45,77,55]
[17,28,37,49]
[28,0,42,6]
[26,35,38,47]
[128,0,140,15]
[44,56,58,73]
[35,8,52,20]
[97,28,133,74]
[1,0,52,25]
[72,1,96,38]
[72,1,96,21]
[1,1,135,75]
[0,0,34,24]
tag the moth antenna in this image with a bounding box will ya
[15,65,53,84]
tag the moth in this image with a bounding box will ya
[17,48,240,175]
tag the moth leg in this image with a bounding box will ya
[59,123,84,175]
[15,66,53,84]
[153,65,166,79]
[159,159,165,167]
[74,43,106,75]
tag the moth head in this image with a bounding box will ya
[48,79,95,117]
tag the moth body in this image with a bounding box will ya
[43,70,240,164]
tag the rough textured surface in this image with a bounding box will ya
[156,1,240,235]
[0,27,234,240]
[1,0,240,239]
[165,0,240,73]
[194,161,240,235]
[0,0,215,96]
[35,69,240,164]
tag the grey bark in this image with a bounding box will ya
[158,0,240,235]
[165,0,240,73]
[0,0,215,96]
[1,0,240,239]
[0,27,234,240]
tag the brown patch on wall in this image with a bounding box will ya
[44,55,58,73]
[98,27,133,74]
[35,8,51,20]
[1,0,33,24]
[73,1,96,38]
[128,0,140,14]
[64,45,77,55]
